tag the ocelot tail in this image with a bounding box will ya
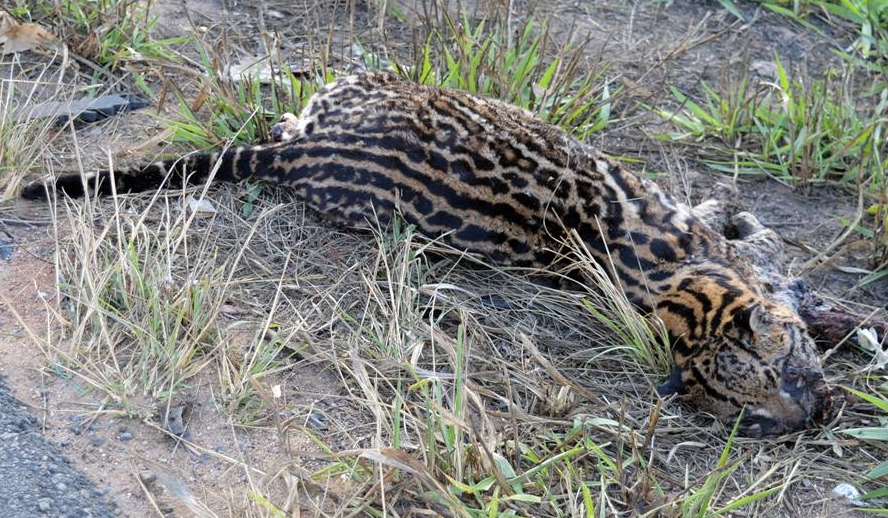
[22,71,839,436]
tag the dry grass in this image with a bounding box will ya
[1,0,886,516]
[0,50,68,199]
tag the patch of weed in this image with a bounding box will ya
[160,37,338,151]
[656,56,886,191]
[842,381,888,512]
[399,14,613,139]
[758,0,888,73]
[7,0,190,78]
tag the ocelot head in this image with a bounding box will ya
[659,302,840,436]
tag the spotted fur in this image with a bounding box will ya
[22,71,838,435]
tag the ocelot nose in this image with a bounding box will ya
[783,364,822,383]
[803,368,823,383]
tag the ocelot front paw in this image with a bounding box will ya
[729,212,786,274]
[691,182,742,234]
[270,112,300,142]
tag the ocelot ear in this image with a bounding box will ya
[657,368,688,396]
[747,302,773,335]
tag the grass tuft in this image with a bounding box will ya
[0,63,61,198]
[757,0,888,74]
[841,381,888,511]
[36,188,299,418]
[402,14,614,139]
[655,56,886,191]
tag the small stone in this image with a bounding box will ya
[118,432,133,442]
[166,405,187,436]
[139,470,156,485]
[750,60,778,79]
[306,412,327,430]
[833,483,865,507]
[91,437,104,447]
[37,498,52,512]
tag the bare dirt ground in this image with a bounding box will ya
[1,0,886,516]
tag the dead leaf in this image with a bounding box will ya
[857,327,887,372]
[218,303,248,316]
[358,448,430,479]
[186,195,217,215]
[0,12,57,54]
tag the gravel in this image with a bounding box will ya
[0,377,117,517]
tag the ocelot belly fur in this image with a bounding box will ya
[22,71,838,436]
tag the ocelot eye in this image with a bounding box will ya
[784,365,801,382]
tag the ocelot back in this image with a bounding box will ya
[23,71,838,436]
